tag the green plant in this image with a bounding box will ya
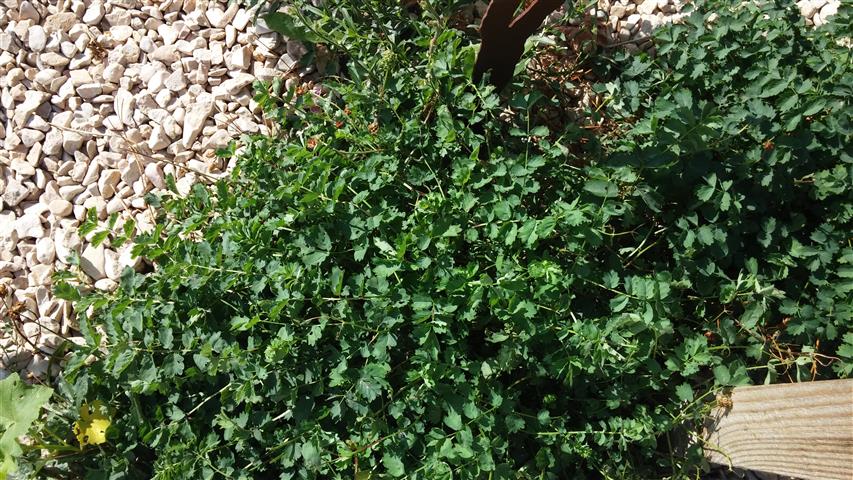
[26,0,851,478]
[0,373,52,479]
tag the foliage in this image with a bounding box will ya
[0,373,52,479]
[28,0,852,478]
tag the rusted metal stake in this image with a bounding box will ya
[473,0,564,90]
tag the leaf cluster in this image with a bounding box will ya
[23,0,852,478]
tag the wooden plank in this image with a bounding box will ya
[704,378,853,480]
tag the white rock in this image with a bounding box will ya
[94,278,118,291]
[0,218,19,261]
[83,2,105,25]
[820,1,838,20]
[102,63,125,83]
[16,214,45,239]
[120,160,142,184]
[98,169,121,199]
[18,129,45,148]
[11,158,36,177]
[77,83,103,99]
[80,244,106,280]
[213,73,255,98]
[29,264,54,286]
[3,179,29,207]
[36,238,56,264]
[798,0,820,17]
[54,228,82,264]
[28,25,47,51]
[158,24,178,45]
[182,93,215,147]
[637,0,658,14]
[48,199,73,217]
[44,13,78,34]
[144,162,167,189]
[62,131,85,152]
[150,44,180,63]
[164,70,187,91]
[59,185,85,201]
[233,8,253,31]
[148,125,172,151]
[110,25,134,43]
[104,248,123,280]
[114,88,135,125]
[13,91,50,127]
[43,129,63,155]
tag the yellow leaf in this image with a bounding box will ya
[73,400,111,447]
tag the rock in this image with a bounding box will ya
[212,73,254,97]
[43,128,63,155]
[18,129,45,148]
[16,214,45,239]
[110,25,134,42]
[13,91,50,127]
[150,44,180,63]
[11,158,37,176]
[94,279,118,291]
[48,199,73,217]
[80,244,106,280]
[233,8,252,31]
[148,125,172,151]
[103,63,125,83]
[3,179,29,207]
[182,93,215,147]
[28,355,49,378]
[54,228,82,264]
[36,238,57,264]
[62,131,85,153]
[29,264,54,286]
[164,70,187,91]
[83,2,105,25]
[0,218,19,261]
[104,248,122,280]
[77,83,103,99]
[145,162,166,189]
[820,1,838,20]
[227,45,251,70]
[18,1,40,22]
[120,160,142,184]
[98,169,122,199]
[158,24,178,45]
[28,25,46,51]
[638,0,658,14]
[114,88,135,125]
[59,185,85,201]
[44,13,79,34]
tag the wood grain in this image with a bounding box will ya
[704,378,853,480]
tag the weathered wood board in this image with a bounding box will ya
[704,378,853,480]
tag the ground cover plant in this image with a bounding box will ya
[12,0,852,478]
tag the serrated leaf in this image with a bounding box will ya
[382,453,405,477]
[263,12,322,43]
[0,374,53,478]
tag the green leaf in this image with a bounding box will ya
[382,453,405,477]
[263,12,322,43]
[584,179,618,198]
[443,410,463,431]
[0,373,53,479]
[53,281,81,301]
[675,383,694,402]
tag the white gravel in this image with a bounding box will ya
[0,0,313,381]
